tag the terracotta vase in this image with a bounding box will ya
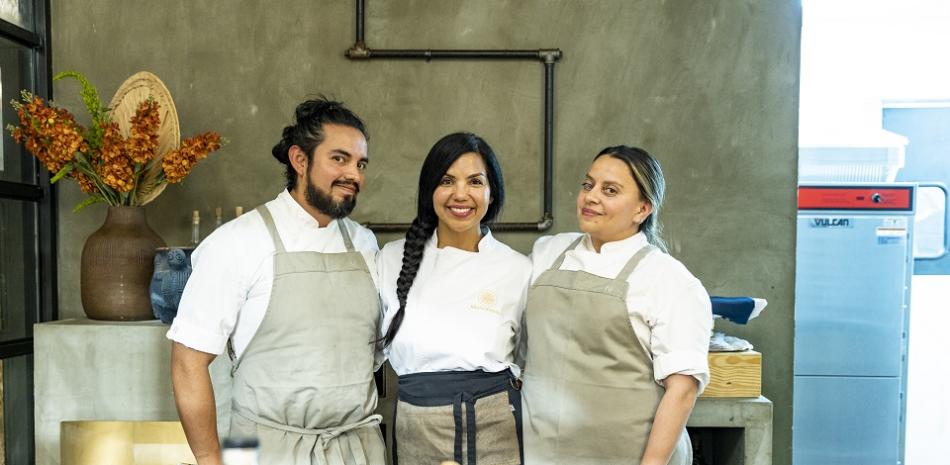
[80,206,166,320]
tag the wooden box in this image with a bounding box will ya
[701,350,762,398]
[61,421,195,465]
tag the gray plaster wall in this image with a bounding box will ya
[51,1,800,464]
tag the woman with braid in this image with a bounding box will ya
[377,132,531,465]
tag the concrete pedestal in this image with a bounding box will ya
[689,396,773,465]
[34,319,231,465]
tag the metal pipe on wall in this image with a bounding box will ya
[345,0,560,232]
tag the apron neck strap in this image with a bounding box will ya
[337,219,355,252]
[255,206,286,254]
[615,244,657,282]
[548,235,585,271]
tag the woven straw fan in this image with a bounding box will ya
[108,71,181,205]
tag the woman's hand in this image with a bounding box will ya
[640,374,699,465]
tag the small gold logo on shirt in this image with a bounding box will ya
[471,290,500,314]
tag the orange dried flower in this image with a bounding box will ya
[11,95,85,174]
[96,121,135,192]
[8,73,225,209]
[126,99,160,164]
[162,132,222,183]
[72,171,97,194]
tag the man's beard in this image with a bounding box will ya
[305,178,358,219]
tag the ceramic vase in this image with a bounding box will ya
[80,206,166,320]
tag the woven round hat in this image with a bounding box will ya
[108,71,180,156]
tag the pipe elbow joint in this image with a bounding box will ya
[346,42,370,59]
[537,213,554,231]
[538,49,562,64]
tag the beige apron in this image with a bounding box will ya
[522,238,691,465]
[394,370,522,465]
[228,206,386,465]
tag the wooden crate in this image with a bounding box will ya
[701,350,761,398]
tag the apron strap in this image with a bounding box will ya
[548,236,585,271]
[452,393,478,465]
[255,206,286,254]
[234,409,381,437]
[336,219,355,252]
[615,244,657,282]
[235,409,381,465]
[229,205,284,377]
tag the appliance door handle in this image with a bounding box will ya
[915,182,949,260]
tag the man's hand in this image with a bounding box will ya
[171,342,223,465]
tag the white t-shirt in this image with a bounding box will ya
[166,190,380,358]
[378,230,532,377]
[530,232,712,392]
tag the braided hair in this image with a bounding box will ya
[594,145,668,253]
[380,132,505,347]
[271,96,368,190]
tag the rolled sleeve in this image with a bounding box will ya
[653,350,711,394]
[166,226,250,355]
[648,262,713,394]
[166,315,230,355]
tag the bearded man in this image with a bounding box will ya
[169,97,386,465]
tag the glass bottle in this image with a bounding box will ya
[191,210,201,245]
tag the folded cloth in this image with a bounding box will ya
[711,296,768,325]
[709,331,754,352]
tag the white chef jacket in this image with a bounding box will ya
[378,230,532,377]
[530,232,712,392]
[166,190,380,359]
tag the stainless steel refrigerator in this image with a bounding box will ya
[794,183,916,465]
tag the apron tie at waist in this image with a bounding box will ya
[453,392,478,465]
[234,410,381,464]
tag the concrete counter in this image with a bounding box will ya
[36,319,772,465]
[34,319,232,465]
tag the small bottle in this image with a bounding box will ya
[191,210,201,245]
[215,206,224,229]
[235,206,244,218]
[222,437,259,465]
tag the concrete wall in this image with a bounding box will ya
[50,1,801,464]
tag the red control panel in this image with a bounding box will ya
[798,185,914,211]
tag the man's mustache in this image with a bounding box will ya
[333,180,360,194]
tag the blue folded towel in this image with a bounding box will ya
[711,296,756,324]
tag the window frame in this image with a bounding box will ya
[0,0,54,354]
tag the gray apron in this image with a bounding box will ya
[228,206,386,465]
[522,237,691,465]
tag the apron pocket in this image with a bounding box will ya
[396,400,458,464]
[473,391,521,465]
